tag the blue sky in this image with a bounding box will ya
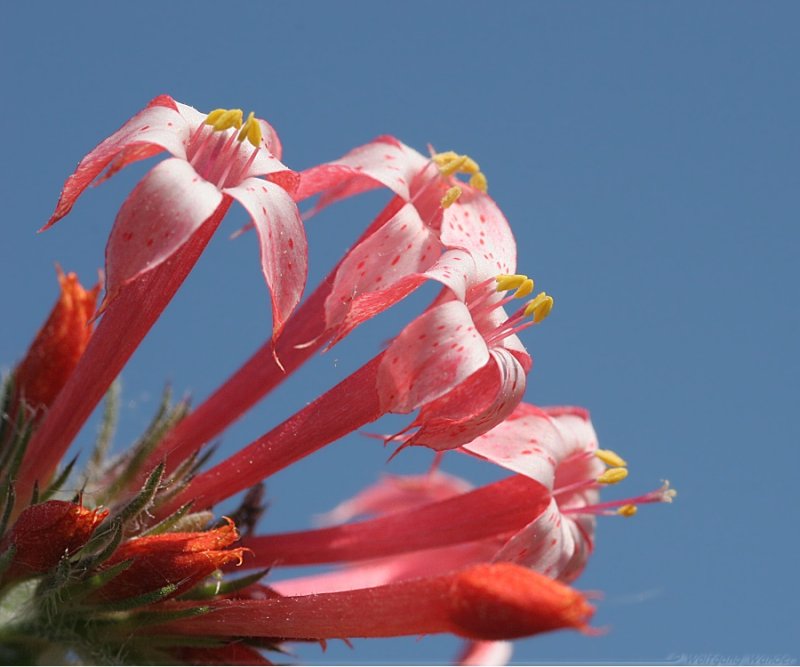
[1,2,798,664]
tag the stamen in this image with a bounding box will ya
[205,108,243,131]
[617,505,637,517]
[460,156,481,175]
[441,186,462,209]
[438,155,468,177]
[469,172,488,192]
[523,292,554,323]
[597,467,628,485]
[237,111,263,147]
[595,449,627,468]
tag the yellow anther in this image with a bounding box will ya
[205,109,227,125]
[597,467,628,485]
[469,171,488,192]
[595,449,628,468]
[441,186,463,209]
[438,154,468,177]
[432,151,460,166]
[205,108,243,132]
[460,156,481,175]
[237,111,263,147]
[495,274,529,292]
[523,292,554,323]
[514,278,534,299]
[618,504,638,517]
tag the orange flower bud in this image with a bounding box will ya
[446,563,595,639]
[96,519,247,602]
[0,500,107,582]
[14,267,100,411]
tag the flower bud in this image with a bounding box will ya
[14,268,99,412]
[0,500,107,581]
[96,519,247,602]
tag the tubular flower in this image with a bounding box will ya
[45,96,304,329]
[0,500,107,583]
[12,267,99,414]
[242,405,673,591]
[153,563,594,642]
[15,95,305,503]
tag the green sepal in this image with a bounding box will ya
[138,502,194,537]
[76,582,180,613]
[179,568,269,601]
[39,455,79,503]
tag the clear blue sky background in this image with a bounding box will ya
[1,2,798,664]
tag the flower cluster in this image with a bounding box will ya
[0,97,673,664]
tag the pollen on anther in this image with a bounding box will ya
[596,449,628,468]
[598,467,628,485]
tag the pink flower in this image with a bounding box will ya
[241,404,674,588]
[45,96,305,333]
[299,137,518,344]
[16,97,305,500]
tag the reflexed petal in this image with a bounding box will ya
[463,405,600,490]
[325,203,439,335]
[494,498,595,583]
[378,301,491,414]
[441,191,517,277]
[398,347,527,450]
[296,135,428,207]
[44,95,188,228]
[225,178,307,337]
[104,158,224,304]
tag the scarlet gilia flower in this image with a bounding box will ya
[15,96,305,502]
[0,500,107,583]
[12,267,99,414]
[0,98,672,663]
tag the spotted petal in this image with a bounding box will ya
[399,347,528,451]
[463,405,600,490]
[225,177,308,338]
[44,95,188,228]
[441,190,517,278]
[104,158,224,305]
[296,136,429,207]
[378,300,491,414]
[324,203,440,341]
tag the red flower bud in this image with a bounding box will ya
[445,563,595,639]
[14,267,100,412]
[96,519,247,602]
[0,500,107,582]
